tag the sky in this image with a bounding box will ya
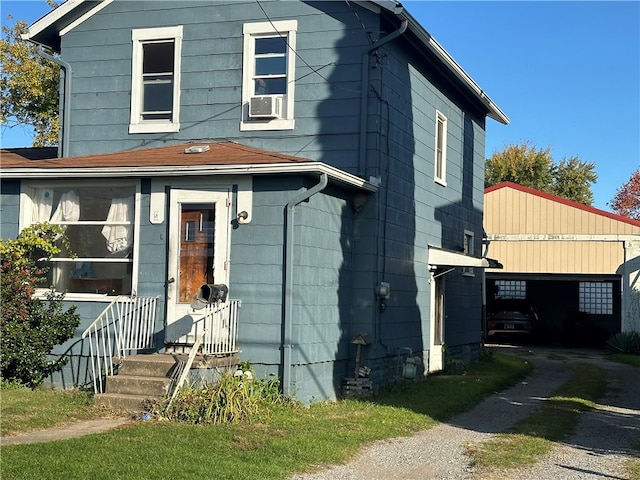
[1,1,639,211]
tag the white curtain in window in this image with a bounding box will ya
[31,189,54,223]
[31,189,80,229]
[102,197,133,253]
[50,191,80,223]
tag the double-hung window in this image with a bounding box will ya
[434,111,447,185]
[21,183,139,297]
[129,26,183,134]
[241,20,297,131]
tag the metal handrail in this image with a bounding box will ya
[194,300,241,355]
[81,295,158,393]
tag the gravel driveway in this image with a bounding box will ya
[289,346,640,480]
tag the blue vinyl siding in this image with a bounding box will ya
[60,0,375,168]
[10,0,495,400]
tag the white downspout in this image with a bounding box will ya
[36,49,71,158]
[282,173,329,396]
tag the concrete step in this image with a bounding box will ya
[116,354,179,378]
[94,392,155,413]
[105,374,171,396]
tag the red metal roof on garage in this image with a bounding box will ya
[0,142,312,169]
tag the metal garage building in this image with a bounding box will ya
[484,182,640,345]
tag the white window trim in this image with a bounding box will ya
[462,229,475,277]
[434,110,447,186]
[19,181,142,301]
[240,20,297,131]
[129,25,183,134]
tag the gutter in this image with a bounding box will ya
[391,8,509,125]
[282,173,329,396]
[36,48,72,157]
[0,162,379,192]
[358,18,408,178]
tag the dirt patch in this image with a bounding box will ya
[1,418,132,446]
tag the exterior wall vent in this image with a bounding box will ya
[184,145,210,154]
[249,96,282,119]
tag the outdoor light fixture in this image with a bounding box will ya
[375,282,390,312]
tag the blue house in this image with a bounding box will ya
[1,0,508,402]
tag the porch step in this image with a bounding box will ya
[97,353,241,413]
[105,374,171,397]
[115,354,179,377]
[94,393,154,412]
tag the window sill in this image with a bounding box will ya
[129,122,180,134]
[240,118,294,131]
[35,290,117,302]
[434,177,447,187]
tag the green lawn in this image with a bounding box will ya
[1,353,530,480]
[608,353,640,368]
[1,385,102,436]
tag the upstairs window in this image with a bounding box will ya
[241,20,297,131]
[129,26,183,134]
[434,111,447,185]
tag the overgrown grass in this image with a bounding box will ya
[467,363,607,471]
[608,353,640,368]
[1,383,102,436]
[0,353,530,480]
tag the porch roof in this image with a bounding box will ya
[428,245,502,269]
[0,141,379,192]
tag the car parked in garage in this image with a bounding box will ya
[486,299,539,341]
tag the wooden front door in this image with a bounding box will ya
[166,189,230,345]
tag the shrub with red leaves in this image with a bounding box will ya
[0,224,80,387]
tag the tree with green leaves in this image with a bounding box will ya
[1,10,59,147]
[485,142,597,205]
[609,169,640,220]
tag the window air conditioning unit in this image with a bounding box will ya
[249,96,282,119]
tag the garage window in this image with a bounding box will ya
[495,280,526,299]
[579,282,613,315]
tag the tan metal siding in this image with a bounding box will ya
[485,186,640,275]
[488,240,623,274]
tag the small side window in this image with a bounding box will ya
[241,20,297,131]
[129,26,183,134]
[434,111,447,185]
[463,230,474,276]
